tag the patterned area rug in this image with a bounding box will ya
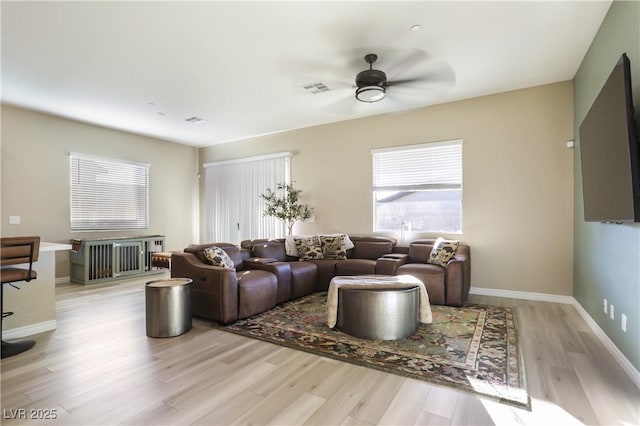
[221,292,530,409]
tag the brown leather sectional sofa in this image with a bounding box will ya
[171,236,470,324]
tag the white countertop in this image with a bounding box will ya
[40,242,72,252]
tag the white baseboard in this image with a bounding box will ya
[3,320,57,339]
[469,286,575,304]
[469,286,640,389]
[570,300,640,389]
[55,276,70,284]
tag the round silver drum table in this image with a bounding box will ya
[337,286,419,340]
[145,278,193,338]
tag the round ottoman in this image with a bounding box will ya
[145,278,193,337]
[337,286,419,340]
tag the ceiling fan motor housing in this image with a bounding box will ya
[355,69,387,88]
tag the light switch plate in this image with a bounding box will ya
[8,216,20,225]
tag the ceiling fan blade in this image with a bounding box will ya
[386,58,456,96]
[384,49,429,80]
[385,77,426,87]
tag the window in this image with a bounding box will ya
[203,152,290,243]
[372,139,462,233]
[70,153,149,231]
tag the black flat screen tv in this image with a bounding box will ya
[579,53,640,223]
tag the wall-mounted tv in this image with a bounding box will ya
[579,53,640,223]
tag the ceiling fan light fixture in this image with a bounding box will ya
[355,85,385,103]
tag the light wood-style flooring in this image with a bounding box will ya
[1,274,638,425]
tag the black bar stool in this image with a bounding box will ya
[1,236,40,359]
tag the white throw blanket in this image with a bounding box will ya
[326,275,433,328]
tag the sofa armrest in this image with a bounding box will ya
[171,252,240,323]
[375,255,408,275]
[171,252,237,281]
[444,252,471,306]
[243,259,292,303]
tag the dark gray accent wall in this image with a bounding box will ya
[573,0,640,370]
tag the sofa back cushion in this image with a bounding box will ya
[408,241,434,263]
[252,242,287,262]
[224,246,246,270]
[350,237,395,260]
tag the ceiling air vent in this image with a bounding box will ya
[302,82,330,94]
[185,116,206,124]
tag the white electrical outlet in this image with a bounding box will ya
[604,299,608,314]
[621,314,627,332]
[610,304,615,320]
[8,215,20,225]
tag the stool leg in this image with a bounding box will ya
[1,339,36,358]
[1,283,36,359]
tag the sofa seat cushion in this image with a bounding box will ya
[335,259,376,276]
[397,263,446,305]
[236,270,278,319]
[307,259,338,291]
[289,262,318,299]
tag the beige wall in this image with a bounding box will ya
[200,81,575,295]
[1,105,200,278]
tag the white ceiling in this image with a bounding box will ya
[1,1,612,147]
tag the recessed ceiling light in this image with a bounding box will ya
[411,24,422,32]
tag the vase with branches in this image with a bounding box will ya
[260,182,313,235]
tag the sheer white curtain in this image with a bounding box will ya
[204,152,290,244]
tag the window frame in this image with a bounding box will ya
[371,139,463,234]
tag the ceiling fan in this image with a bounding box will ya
[355,54,388,103]
[352,51,455,104]
[295,48,455,114]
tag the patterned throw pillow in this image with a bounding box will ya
[294,236,324,260]
[320,234,348,260]
[203,246,235,269]
[427,237,460,268]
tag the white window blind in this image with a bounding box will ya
[70,153,149,231]
[204,152,290,243]
[372,140,462,233]
[373,140,462,190]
